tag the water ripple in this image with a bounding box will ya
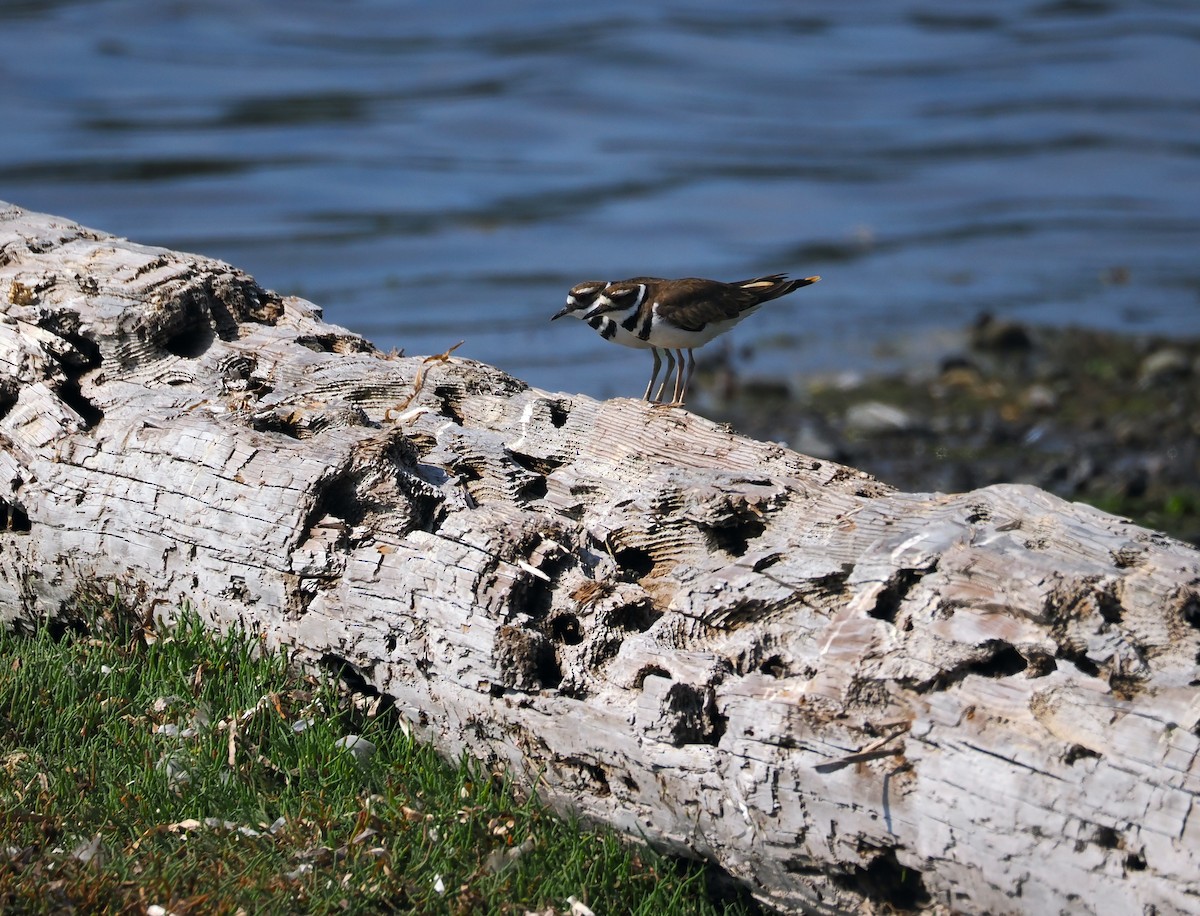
[0,0,1196,397]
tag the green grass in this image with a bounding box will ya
[1084,488,1200,543]
[0,601,753,915]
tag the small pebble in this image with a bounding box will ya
[844,401,918,435]
[1023,384,1058,411]
[789,420,840,460]
[1138,348,1190,386]
[971,314,1032,352]
[334,735,376,764]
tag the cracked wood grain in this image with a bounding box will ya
[1,200,1199,914]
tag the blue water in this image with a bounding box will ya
[2,0,1198,399]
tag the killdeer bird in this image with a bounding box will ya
[551,273,820,405]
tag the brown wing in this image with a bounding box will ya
[653,278,766,331]
[598,274,819,330]
[662,276,820,333]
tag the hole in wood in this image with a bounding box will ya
[1095,587,1124,625]
[661,682,725,747]
[1125,851,1147,872]
[0,379,16,423]
[701,515,766,557]
[1057,645,1101,678]
[519,474,548,501]
[834,848,931,912]
[759,654,789,678]
[1064,744,1101,766]
[535,644,562,689]
[1110,545,1146,569]
[219,353,257,386]
[811,564,854,598]
[512,571,553,621]
[214,279,285,326]
[498,625,561,691]
[969,643,1028,679]
[318,653,371,693]
[37,309,102,368]
[163,322,215,359]
[1177,590,1200,629]
[752,553,782,573]
[703,702,728,747]
[396,471,446,534]
[1023,652,1057,677]
[294,332,371,354]
[295,334,338,353]
[548,401,569,428]
[1108,672,1143,700]
[2,503,31,532]
[868,565,934,623]
[454,459,483,485]
[308,472,367,528]
[561,757,610,797]
[251,411,304,439]
[1092,825,1122,850]
[432,384,464,424]
[634,665,671,689]
[41,617,90,642]
[549,613,583,646]
[57,377,104,429]
[913,640,1030,693]
[614,546,655,580]
[607,597,659,633]
[507,450,563,477]
[964,504,991,524]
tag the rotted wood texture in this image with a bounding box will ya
[1,201,1199,914]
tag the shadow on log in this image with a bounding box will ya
[1,201,1198,914]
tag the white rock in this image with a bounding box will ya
[334,734,376,763]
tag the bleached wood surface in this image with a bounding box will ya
[1,200,1198,914]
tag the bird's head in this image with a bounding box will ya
[598,284,643,310]
[552,281,607,321]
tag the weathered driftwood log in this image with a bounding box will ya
[1,201,1198,914]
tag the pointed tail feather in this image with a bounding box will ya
[734,273,821,303]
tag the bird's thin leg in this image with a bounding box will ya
[676,348,696,405]
[642,347,662,401]
[669,349,686,404]
[654,350,677,402]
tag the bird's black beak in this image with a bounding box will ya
[551,306,571,321]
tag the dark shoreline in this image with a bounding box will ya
[701,318,1200,547]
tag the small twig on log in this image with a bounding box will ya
[815,721,911,773]
[385,340,465,421]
